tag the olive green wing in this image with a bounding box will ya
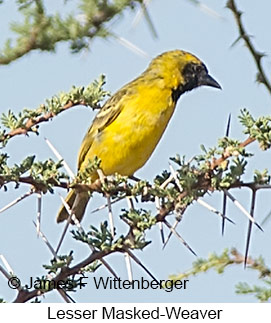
[77,87,130,169]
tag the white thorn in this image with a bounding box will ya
[36,192,42,236]
[224,190,262,230]
[97,169,115,238]
[169,163,182,191]
[45,137,75,179]
[91,196,124,213]
[58,194,119,278]
[160,174,174,189]
[0,254,14,275]
[33,221,58,259]
[0,190,33,213]
[132,0,153,28]
[106,195,115,239]
[197,198,224,218]
[112,34,151,59]
[124,252,133,282]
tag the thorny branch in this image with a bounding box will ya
[9,247,271,302]
[175,248,271,280]
[13,248,115,303]
[227,0,271,94]
[1,101,85,141]
[0,74,109,146]
[0,0,143,65]
[1,105,270,303]
[210,136,255,170]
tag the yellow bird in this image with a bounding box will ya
[57,50,221,223]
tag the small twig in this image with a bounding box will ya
[170,248,271,284]
[1,101,85,143]
[231,182,271,190]
[211,136,255,170]
[227,0,271,94]
[0,23,40,65]
[126,196,134,210]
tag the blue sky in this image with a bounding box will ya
[0,0,271,302]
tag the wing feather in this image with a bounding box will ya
[77,87,132,169]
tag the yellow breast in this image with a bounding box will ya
[81,83,176,177]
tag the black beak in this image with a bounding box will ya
[198,70,221,89]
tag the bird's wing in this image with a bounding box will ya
[77,87,132,169]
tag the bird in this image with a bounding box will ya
[57,49,221,223]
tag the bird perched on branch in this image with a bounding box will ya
[57,49,221,223]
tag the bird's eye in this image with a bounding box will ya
[182,63,205,83]
[195,65,204,74]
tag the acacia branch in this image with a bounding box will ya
[0,18,44,65]
[1,100,86,142]
[171,248,271,282]
[13,248,116,303]
[227,0,271,94]
[157,136,258,222]
[210,136,255,170]
[0,75,109,145]
[0,135,262,219]
[0,1,143,65]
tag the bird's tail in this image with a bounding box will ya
[56,189,90,223]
